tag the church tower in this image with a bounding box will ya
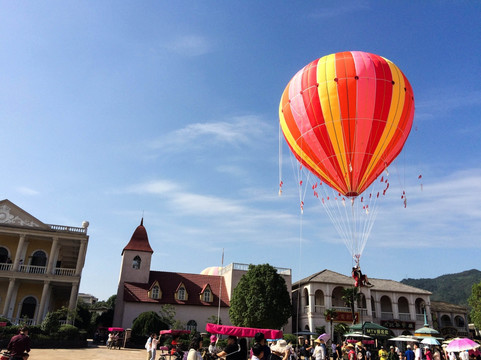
[113,218,153,327]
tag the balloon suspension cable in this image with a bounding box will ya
[310,171,386,262]
[278,121,283,196]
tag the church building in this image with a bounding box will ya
[112,220,293,331]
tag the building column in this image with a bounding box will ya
[13,234,26,271]
[75,240,87,276]
[365,293,373,317]
[2,278,16,317]
[46,237,59,274]
[325,294,332,309]
[425,303,432,325]
[409,301,417,322]
[392,300,399,319]
[374,297,381,320]
[36,281,50,324]
[68,283,79,324]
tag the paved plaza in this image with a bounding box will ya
[15,345,148,360]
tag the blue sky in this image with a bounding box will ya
[1,1,480,301]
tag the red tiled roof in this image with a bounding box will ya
[123,270,230,307]
[122,218,153,255]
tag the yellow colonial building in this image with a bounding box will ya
[0,199,89,325]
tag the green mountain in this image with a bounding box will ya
[400,269,481,306]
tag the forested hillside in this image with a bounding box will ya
[401,269,481,306]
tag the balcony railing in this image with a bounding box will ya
[314,305,325,313]
[381,311,394,320]
[19,265,46,274]
[0,263,13,271]
[48,224,87,234]
[399,312,412,321]
[55,267,76,276]
[0,264,76,276]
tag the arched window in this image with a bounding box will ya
[20,296,37,320]
[187,320,197,331]
[0,247,8,263]
[31,250,47,266]
[455,315,465,328]
[203,288,212,302]
[178,286,186,300]
[152,286,160,299]
[132,256,141,269]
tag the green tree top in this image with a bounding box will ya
[229,263,291,329]
[468,281,481,330]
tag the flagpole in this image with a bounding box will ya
[217,248,224,324]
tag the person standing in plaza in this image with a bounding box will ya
[378,346,388,360]
[187,335,203,360]
[313,339,326,360]
[414,344,422,360]
[405,345,415,360]
[7,326,31,360]
[388,346,398,360]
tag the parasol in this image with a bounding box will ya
[446,338,480,352]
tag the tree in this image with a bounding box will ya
[341,287,360,324]
[324,308,338,340]
[469,281,481,329]
[229,263,291,329]
[131,311,169,338]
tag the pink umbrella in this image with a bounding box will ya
[318,333,331,342]
[446,338,480,352]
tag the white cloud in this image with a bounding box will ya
[16,186,39,196]
[308,1,369,19]
[165,35,212,57]
[416,88,481,121]
[149,115,270,152]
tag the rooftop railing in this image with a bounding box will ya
[48,224,87,234]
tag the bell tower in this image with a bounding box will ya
[113,218,153,327]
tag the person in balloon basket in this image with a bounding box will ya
[6,326,31,360]
[351,266,373,288]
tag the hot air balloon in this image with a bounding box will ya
[279,51,415,265]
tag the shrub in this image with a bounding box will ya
[58,324,79,340]
[41,312,61,334]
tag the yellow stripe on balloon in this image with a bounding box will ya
[279,102,344,194]
[317,54,350,191]
[358,59,406,191]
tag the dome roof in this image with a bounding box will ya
[122,218,153,255]
[200,266,222,276]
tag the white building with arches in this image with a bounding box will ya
[0,199,89,325]
[292,269,434,337]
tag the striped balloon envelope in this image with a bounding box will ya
[279,51,415,197]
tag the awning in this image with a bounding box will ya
[206,323,283,339]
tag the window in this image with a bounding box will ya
[178,286,186,300]
[152,286,160,299]
[20,296,37,320]
[187,320,197,331]
[31,250,47,267]
[132,256,141,269]
[203,288,212,302]
[0,247,8,263]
